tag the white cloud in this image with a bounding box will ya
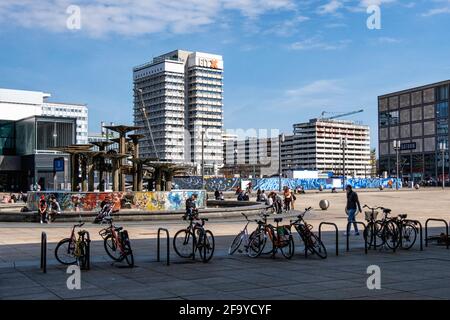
[422,1,450,17]
[284,79,346,109]
[377,36,402,44]
[264,15,310,36]
[0,0,296,37]
[347,0,397,12]
[317,1,343,15]
[290,37,351,51]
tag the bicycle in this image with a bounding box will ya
[363,206,399,251]
[228,212,266,257]
[99,216,134,267]
[173,215,215,263]
[391,213,418,250]
[363,205,383,249]
[55,222,90,269]
[252,215,295,259]
[290,207,327,259]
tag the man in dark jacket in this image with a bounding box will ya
[185,194,198,219]
[345,185,362,236]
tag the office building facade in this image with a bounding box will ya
[222,135,279,178]
[0,88,85,191]
[378,80,450,183]
[0,88,88,145]
[282,119,371,177]
[133,50,223,174]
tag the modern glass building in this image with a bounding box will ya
[0,116,75,191]
[378,80,450,184]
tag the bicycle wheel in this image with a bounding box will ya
[307,233,327,259]
[104,234,122,261]
[261,227,275,255]
[77,241,88,269]
[121,230,134,267]
[384,221,400,250]
[401,222,417,250]
[228,231,244,255]
[364,221,384,248]
[55,238,77,265]
[247,230,266,258]
[199,230,215,263]
[173,229,194,258]
[280,234,295,259]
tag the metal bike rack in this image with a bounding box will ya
[40,232,47,273]
[346,222,367,254]
[403,219,423,251]
[425,219,449,249]
[318,222,339,256]
[157,228,170,265]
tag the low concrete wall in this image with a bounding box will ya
[0,200,267,222]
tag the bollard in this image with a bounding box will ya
[40,232,47,273]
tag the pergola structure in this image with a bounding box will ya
[51,124,196,192]
[104,125,141,192]
[90,141,114,191]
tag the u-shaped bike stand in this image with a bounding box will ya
[157,228,170,265]
[425,219,449,250]
[318,222,339,256]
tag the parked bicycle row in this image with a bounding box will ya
[51,201,443,272]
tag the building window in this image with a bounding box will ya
[379,111,399,127]
[436,102,448,119]
[437,85,449,102]
[437,119,448,136]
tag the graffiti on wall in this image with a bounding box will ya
[173,177,240,191]
[172,176,402,191]
[27,190,206,212]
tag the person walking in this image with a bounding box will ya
[283,186,293,211]
[38,195,47,224]
[345,185,362,236]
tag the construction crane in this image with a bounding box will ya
[320,109,364,120]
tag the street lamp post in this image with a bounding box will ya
[279,133,285,192]
[340,137,347,190]
[393,140,401,190]
[201,130,205,190]
[439,142,447,190]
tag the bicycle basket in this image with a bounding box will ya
[99,228,110,240]
[364,211,378,221]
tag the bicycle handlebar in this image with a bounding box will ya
[74,222,85,228]
[363,205,383,210]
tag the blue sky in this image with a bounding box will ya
[1,0,450,149]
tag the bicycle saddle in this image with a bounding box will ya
[201,218,208,222]
[383,208,392,214]
[274,218,283,223]
[399,214,407,219]
[114,226,123,231]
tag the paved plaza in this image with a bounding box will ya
[1,189,450,300]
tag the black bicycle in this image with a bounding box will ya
[391,214,418,250]
[290,207,327,259]
[173,216,215,262]
[363,205,399,251]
